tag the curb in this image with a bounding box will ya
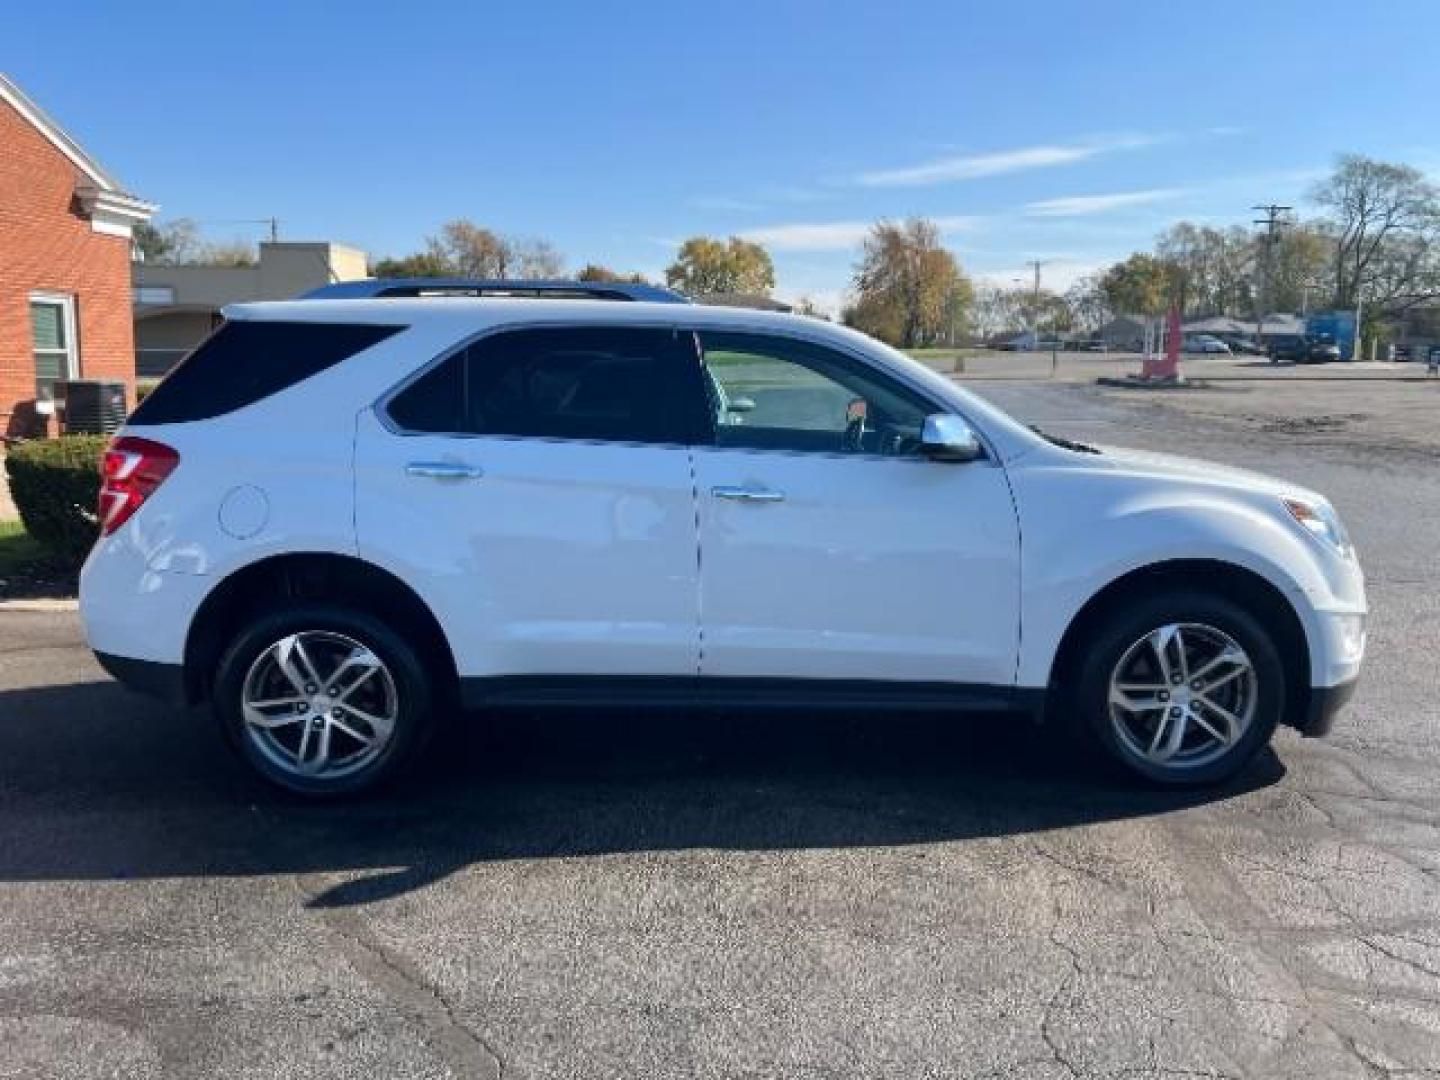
[1096,376,1212,391]
[0,597,79,613]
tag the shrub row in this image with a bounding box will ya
[3,435,108,567]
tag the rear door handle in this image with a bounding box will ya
[406,461,483,480]
[711,484,785,503]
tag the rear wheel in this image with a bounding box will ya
[214,605,434,797]
[1071,590,1286,786]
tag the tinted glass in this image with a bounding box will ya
[388,326,708,444]
[130,320,403,425]
[698,331,933,456]
[386,350,465,433]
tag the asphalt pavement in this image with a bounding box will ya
[1,380,1438,1079]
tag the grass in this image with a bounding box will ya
[0,518,49,578]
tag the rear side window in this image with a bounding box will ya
[387,326,708,445]
[130,320,403,424]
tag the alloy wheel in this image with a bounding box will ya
[240,631,399,781]
[1107,622,1258,771]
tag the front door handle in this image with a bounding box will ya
[711,484,785,503]
[406,461,483,480]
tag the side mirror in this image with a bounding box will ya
[727,396,757,413]
[920,414,983,462]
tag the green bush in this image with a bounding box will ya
[4,435,108,566]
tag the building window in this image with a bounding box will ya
[133,285,175,305]
[30,293,79,406]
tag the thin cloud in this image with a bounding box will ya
[1024,188,1187,217]
[738,215,980,252]
[854,134,1161,188]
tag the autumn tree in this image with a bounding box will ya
[373,238,452,278]
[1267,224,1333,313]
[438,220,512,277]
[665,237,775,297]
[374,220,567,280]
[844,218,973,348]
[577,264,648,283]
[1099,253,1176,317]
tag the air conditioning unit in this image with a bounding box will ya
[62,379,127,435]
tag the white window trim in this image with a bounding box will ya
[29,292,80,410]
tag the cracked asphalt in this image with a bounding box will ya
[2,379,1438,1078]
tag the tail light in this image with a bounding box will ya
[99,436,180,537]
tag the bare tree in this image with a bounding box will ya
[1312,154,1440,309]
[1155,222,1254,317]
[510,238,565,278]
[1065,274,1112,332]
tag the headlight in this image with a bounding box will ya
[1283,497,1354,558]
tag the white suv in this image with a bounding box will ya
[81,281,1367,797]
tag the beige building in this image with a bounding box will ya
[133,241,367,376]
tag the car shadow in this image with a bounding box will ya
[0,680,1284,907]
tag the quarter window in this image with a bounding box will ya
[388,326,708,445]
[130,320,404,425]
[29,293,79,406]
[698,331,934,456]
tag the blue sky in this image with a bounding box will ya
[9,0,1439,310]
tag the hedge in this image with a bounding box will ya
[3,435,108,567]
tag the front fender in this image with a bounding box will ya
[1011,467,1357,688]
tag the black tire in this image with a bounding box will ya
[213,604,435,798]
[1069,589,1285,787]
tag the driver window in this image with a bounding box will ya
[697,331,932,456]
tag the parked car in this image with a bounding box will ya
[1266,334,1309,363]
[1305,333,1343,363]
[1225,336,1266,356]
[1183,335,1232,355]
[81,279,1367,797]
[1268,333,1342,364]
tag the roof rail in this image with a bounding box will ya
[299,278,689,304]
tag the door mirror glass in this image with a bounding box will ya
[920,414,983,462]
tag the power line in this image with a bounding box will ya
[205,217,281,242]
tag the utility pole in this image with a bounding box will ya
[1025,259,1047,352]
[1252,204,1290,352]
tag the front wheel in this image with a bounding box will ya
[1071,590,1286,786]
[214,605,435,797]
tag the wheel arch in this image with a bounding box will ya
[183,552,459,705]
[1045,559,1312,730]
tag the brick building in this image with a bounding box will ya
[1,73,154,438]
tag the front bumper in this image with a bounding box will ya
[1296,677,1358,738]
[94,652,190,705]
